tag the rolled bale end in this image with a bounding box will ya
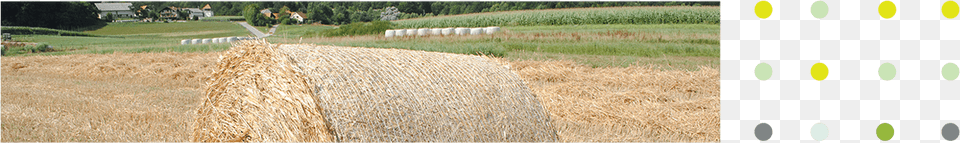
[193,41,559,142]
[191,40,335,142]
[417,28,429,36]
[485,27,500,35]
[394,29,405,37]
[441,28,454,36]
[181,39,190,45]
[385,30,395,38]
[469,28,483,35]
[191,39,201,44]
[430,28,442,35]
[405,29,416,36]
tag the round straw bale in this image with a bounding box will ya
[193,41,559,142]
[191,39,201,44]
[394,29,405,37]
[469,28,483,35]
[181,39,190,45]
[484,27,500,34]
[441,28,453,35]
[430,28,442,35]
[405,29,416,36]
[192,41,335,142]
[417,28,429,36]
[385,30,395,38]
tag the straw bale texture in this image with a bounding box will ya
[193,41,558,142]
[385,30,395,38]
[191,40,334,142]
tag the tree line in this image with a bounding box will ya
[1,2,105,30]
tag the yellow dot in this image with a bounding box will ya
[944,1,959,19]
[755,1,773,19]
[811,63,829,81]
[878,1,897,19]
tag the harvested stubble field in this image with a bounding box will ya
[1,42,719,142]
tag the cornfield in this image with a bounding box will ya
[394,6,719,28]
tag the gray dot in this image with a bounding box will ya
[945,123,959,141]
[756,123,773,141]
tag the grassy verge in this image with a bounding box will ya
[1,26,109,37]
[84,22,252,39]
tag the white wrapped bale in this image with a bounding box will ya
[385,30,395,38]
[485,27,500,34]
[394,29,405,37]
[453,28,465,35]
[405,29,416,36]
[469,28,483,35]
[202,39,211,44]
[191,39,201,44]
[212,38,221,43]
[219,38,226,43]
[228,37,238,43]
[181,39,190,45]
[417,28,429,36]
[430,28,442,36]
[441,28,454,35]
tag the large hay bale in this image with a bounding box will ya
[191,39,201,44]
[202,39,211,44]
[430,28,442,35]
[441,28,454,35]
[192,41,335,142]
[193,41,558,142]
[484,27,500,34]
[416,28,429,36]
[385,30,395,38]
[469,28,483,35]
[454,28,467,35]
[181,39,190,45]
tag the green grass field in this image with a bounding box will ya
[4,22,249,56]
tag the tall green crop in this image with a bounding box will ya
[394,6,719,28]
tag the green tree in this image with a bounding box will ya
[243,4,262,26]
[103,12,115,22]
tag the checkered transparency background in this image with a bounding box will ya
[720,0,960,142]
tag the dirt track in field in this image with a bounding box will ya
[1,50,718,142]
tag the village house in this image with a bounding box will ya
[94,3,134,19]
[289,12,306,23]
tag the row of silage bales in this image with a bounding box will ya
[202,38,211,44]
[181,39,190,45]
[191,39,201,44]
[384,26,500,38]
[183,37,253,45]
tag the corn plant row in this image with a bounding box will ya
[384,27,500,38]
[181,37,258,45]
[394,6,719,28]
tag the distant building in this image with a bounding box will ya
[183,8,204,19]
[289,12,306,23]
[94,3,134,19]
[160,7,180,19]
[202,4,214,17]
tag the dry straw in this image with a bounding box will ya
[193,41,558,142]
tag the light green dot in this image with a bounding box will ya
[879,63,897,81]
[811,123,829,141]
[811,1,829,19]
[756,63,773,81]
[944,63,959,81]
[877,123,895,141]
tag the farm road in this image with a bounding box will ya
[238,22,278,38]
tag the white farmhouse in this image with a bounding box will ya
[202,4,214,17]
[289,12,306,23]
[94,3,134,18]
[183,8,205,19]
